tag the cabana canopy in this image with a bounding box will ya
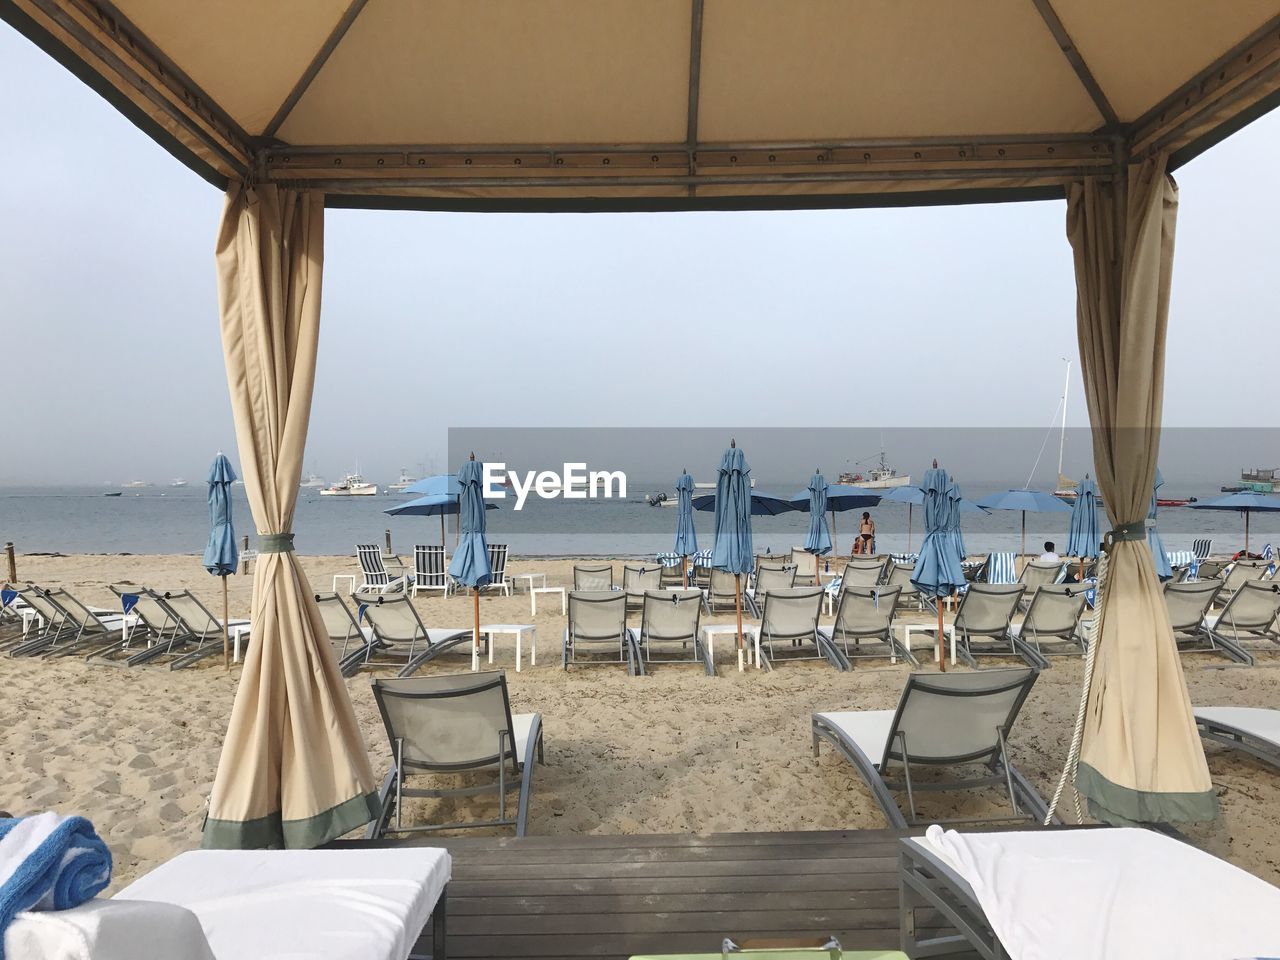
[4,0,1279,211]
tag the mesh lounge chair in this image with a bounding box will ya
[1193,537,1214,561]
[622,564,662,612]
[6,586,77,657]
[707,568,743,613]
[758,586,845,670]
[634,589,709,675]
[812,667,1048,829]
[984,552,1018,585]
[886,562,929,612]
[370,670,544,838]
[1216,559,1270,605]
[356,544,409,595]
[1205,580,1280,664]
[1016,560,1063,609]
[1195,558,1228,581]
[745,564,796,618]
[789,549,818,586]
[88,586,196,667]
[658,557,687,589]
[10,586,131,658]
[313,592,377,673]
[356,594,473,677]
[161,590,251,670]
[819,585,914,667]
[563,590,640,675]
[841,558,887,589]
[482,543,512,596]
[411,544,451,598]
[692,561,713,590]
[1164,579,1237,662]
[1195,706,1280,770]
[951,583,1034,668]
[1008,584,1087,662]
[573,563,614,592]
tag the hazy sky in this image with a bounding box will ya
[1,22,1277,487]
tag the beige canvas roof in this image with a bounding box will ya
[5,0,1280,208]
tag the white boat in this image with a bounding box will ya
[838,451,910,489]
[122,480,148,488]
[169,478,187,488]
[387,468,419,492]
[320,473,378,496]
[300,472,326,488]
[693,478,756,490]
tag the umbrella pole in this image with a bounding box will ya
[1020,512,1026,573]
[831,509,838,556]
[472,587,480,671]
[936,594,946,673]
[735,574,744,673]
[907,504,913,553]
[1246,511,1250,555]
[682,558,688,589]
[440,515,445,547]
[221,574,230,671]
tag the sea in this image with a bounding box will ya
[1,482,1275,560]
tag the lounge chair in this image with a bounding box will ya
[789,548,818,586]
[6,586,76,657]
[356,544,409,595]
[1007,583,1088,662]
[1204,580,1280,663]
[1193,536,1213,561]
[886,562,929,612]
[818,585,914,666]
[812,667,1047,829]
[369,670,544,838]
[9,586,132,659]
[159,590,253,670]
[899,826,1280,960]
[963,555,989,583]
[411,544,451,598]
[840,557,887,589]
[356,594,473,677]
[1216,558,1270,605]
[707,567,743,613]
[482,543,512,596]
[984,551,1017,584]
[313,591,377,673]
[1016,560,1063,609]
[1195,558,1228,581]
[657,556,687,588]
[563,590,640,675]
[1164,579,1238,661]
[634,589,709,675]
[951,583,1035,668]
[758,586,845,670]
[572,562,614,592]
[622,564,662,612]
[89,586,197,667]
[744,564,796,618]
[1195,706,1280,770]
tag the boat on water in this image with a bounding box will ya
[838,451,911,489]
[122,480,148,488]
[170,478,187,488]
[1239,467,1278,493]
[387,468,420,492]
[1157,497,1198,507]
[320,473,378,496]
[693,478,756,490]
[300,472,326,489]
[103,491,122,497]
[646,492,678,507]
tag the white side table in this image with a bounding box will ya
[531,586,566,616]
[699,623,761,671]
[512,573,547,594]
[332,574,358,594]
[899,622,956,666]
[230,622,253,663]
[480,623,537,672]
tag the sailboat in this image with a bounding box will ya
[1050,360,1088,502]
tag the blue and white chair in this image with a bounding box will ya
[1193,538,1213,561]
[985,552,1018,585]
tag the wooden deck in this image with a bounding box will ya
[360,829,933,960]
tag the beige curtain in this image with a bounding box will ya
[203,183,379,848]
[1067,155,1216,824]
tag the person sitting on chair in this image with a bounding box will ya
[1039,541,1061,563]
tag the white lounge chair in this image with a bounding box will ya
[1205,579,1280,664]
[758,586,840,670]
[1196,706,1280,770]
[633,588,708,674]
[818,585,912,666]
[356,594,473,677]
[744,564,796,618]
[572,562,614,592]
[950,583,1033,668]
[355,544,409,595]
[1007,583,1088,663]
[312,591,376,673]
[411,544,451,598]
[563,590,639,675]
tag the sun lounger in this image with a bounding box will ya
[707,568,744,613]
[885,562,930,612]
[840,557,887,589]
[563,590,640,674]
[1163,579,1242,662]
[370,670,544,838]
[312,591,377,674]
[657,555,687,588]
[744,564,796,618]
[355,594,473,677]
[812,667,1047,828]
[356,544,410,595]
[8,586,133,659]
[1015,559,1063,609]
[984,551,1017,585]
[789,548,818,586]
[6,586,76,657]
[950,583,1035,668]
[481,543,512,596]
[1194,558,1227,581]
[899,826,1280,960]
[1203,579,1280,663]
[87,586,194,667]
[622,564,662,612]
[411,544,451,598]
[572,562,614,592]
[633,589,710,675]
[1193,536,1213,561]
[1195,706,1280,770]
[1216,558,1270,605]
[818,585,914,666]
[759,586,845,670]
[1007,583,1088,663]
[157,590,251,670]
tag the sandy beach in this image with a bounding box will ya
[3,552,1279,893]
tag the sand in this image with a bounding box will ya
[3,552,1279,893]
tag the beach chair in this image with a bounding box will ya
[1205,580,1280,664]
[951,583,1035,668]
[622,564,662,612]
[411,544,451,598]
[1193,537,1214,561]
[819,585,913,666]
[744,564,796,618]
[789,548,818,586]
[563,590,639,674]
[1164,579,1235,661]
[1194,558,1227,581]
[482,543,512,596]
[161,590,252,670]
[841,557,887,589]
[572,562,614,592]
[1195,706,1280,771]
[6,586,72,657]
[812,667,1047,829]
[758,586,844,670]
[984,552,1017,585]
[1016,560,1063,609]
[369,670,544,838]
[707,567,744,612]
[634,589,709,674]
[313,592,377,672]
[692,560,713,590]
[356,544,409,595]
[963,555,989,583]
[1216,559,1270,605]
[88,585,195,667]
[355,594,473,677]
[1007,583,1087,662]
[658,556,687,588]
[885,562,928,612]
[9,586,127,658]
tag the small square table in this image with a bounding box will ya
[479,623,537,672]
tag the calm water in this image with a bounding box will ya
[1,483,1275,559]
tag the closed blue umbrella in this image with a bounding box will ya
[447,456,492,670]
[881,483,984,553]
[202,453,239,670]
[1190,491,1280,554]
[912,463,967,669]
[1148,469,1173,581]
[1066,475,1101,560]
[945,477,968,563]
[673,472,698,586]
[975,487,1073,559]
[788,483,878,555]
[711,441,753,668]
[802,472,832,558]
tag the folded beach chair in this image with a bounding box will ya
[789,548,818,586]
[951,583,1037,668]
[885,561,928,612]
[1007,583,1087,662]
[1204,579,1280,664]
[758,586,845,670]
[563,590,640,675]
[355,594,473,677]
[1163,579,1238,661]
[744,564,796,618]
[1193,536,1214,561]
[1016,559,1063,609]
[812,667,1047,828]
[634,589,709,674]
[482,543,512,596]
[572,562,614,591]
[1195,706,1280,771]
[622,564,662,612]
[818,585,914,666]
[411,544,451,598]
[9,586,132,659]
[707,567,743,613]
[370,670,544,838]
[899,826,1280,960]
[356,544,409,595]
[1216,558,1270,605]
[313,591,377,673]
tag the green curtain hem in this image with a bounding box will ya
[202,791,381,850]
[1077,762,1218,826]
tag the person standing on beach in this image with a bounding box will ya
[859,512,876,554]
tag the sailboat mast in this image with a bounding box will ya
[1057,359,1071,479]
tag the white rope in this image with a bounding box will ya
[1045,546,1110,824]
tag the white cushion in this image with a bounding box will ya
[1195,706,1280,746]
[813,710,895,768]
[5,898,215,960]
[114,848,450,960]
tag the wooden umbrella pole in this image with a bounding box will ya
[735,574,744,673]
[831,509,838,556]
[440,515,446,547]
[221,574,230,671]
[472,588,481,671]
[682,559,688,589]
[907,504,913,553]
[1246,511,1250,555]
[1020,512,1026,572]
[937,594,947,672]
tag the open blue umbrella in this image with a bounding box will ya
[202,453,239,669]
[447,456,492,670]
[1190,490,1280,555]
[1147,469,1173,581]
[692,490,797,516]
[975,487,1072,558]
[801,472,832,558]
[1066,475,1101,560]
[673,472,698,586]
[913,464,967,668]
[711,441,753,668]
[881,483,984,553]
[788,482,878,555]
[384,490,496,545]
[400,473,462,497]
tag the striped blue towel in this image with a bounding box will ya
[690,549,713,568]
[1166,550,1195,570]
[654,552,684,568]
[1082,577,1099,609]
[986,552,1017,584]
[0,813,112,950]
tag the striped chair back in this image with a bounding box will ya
[1192,538,1213,561]
[985,552,1018,584]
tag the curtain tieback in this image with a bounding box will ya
[1104,521,1146,550]
[259,533,295,553]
